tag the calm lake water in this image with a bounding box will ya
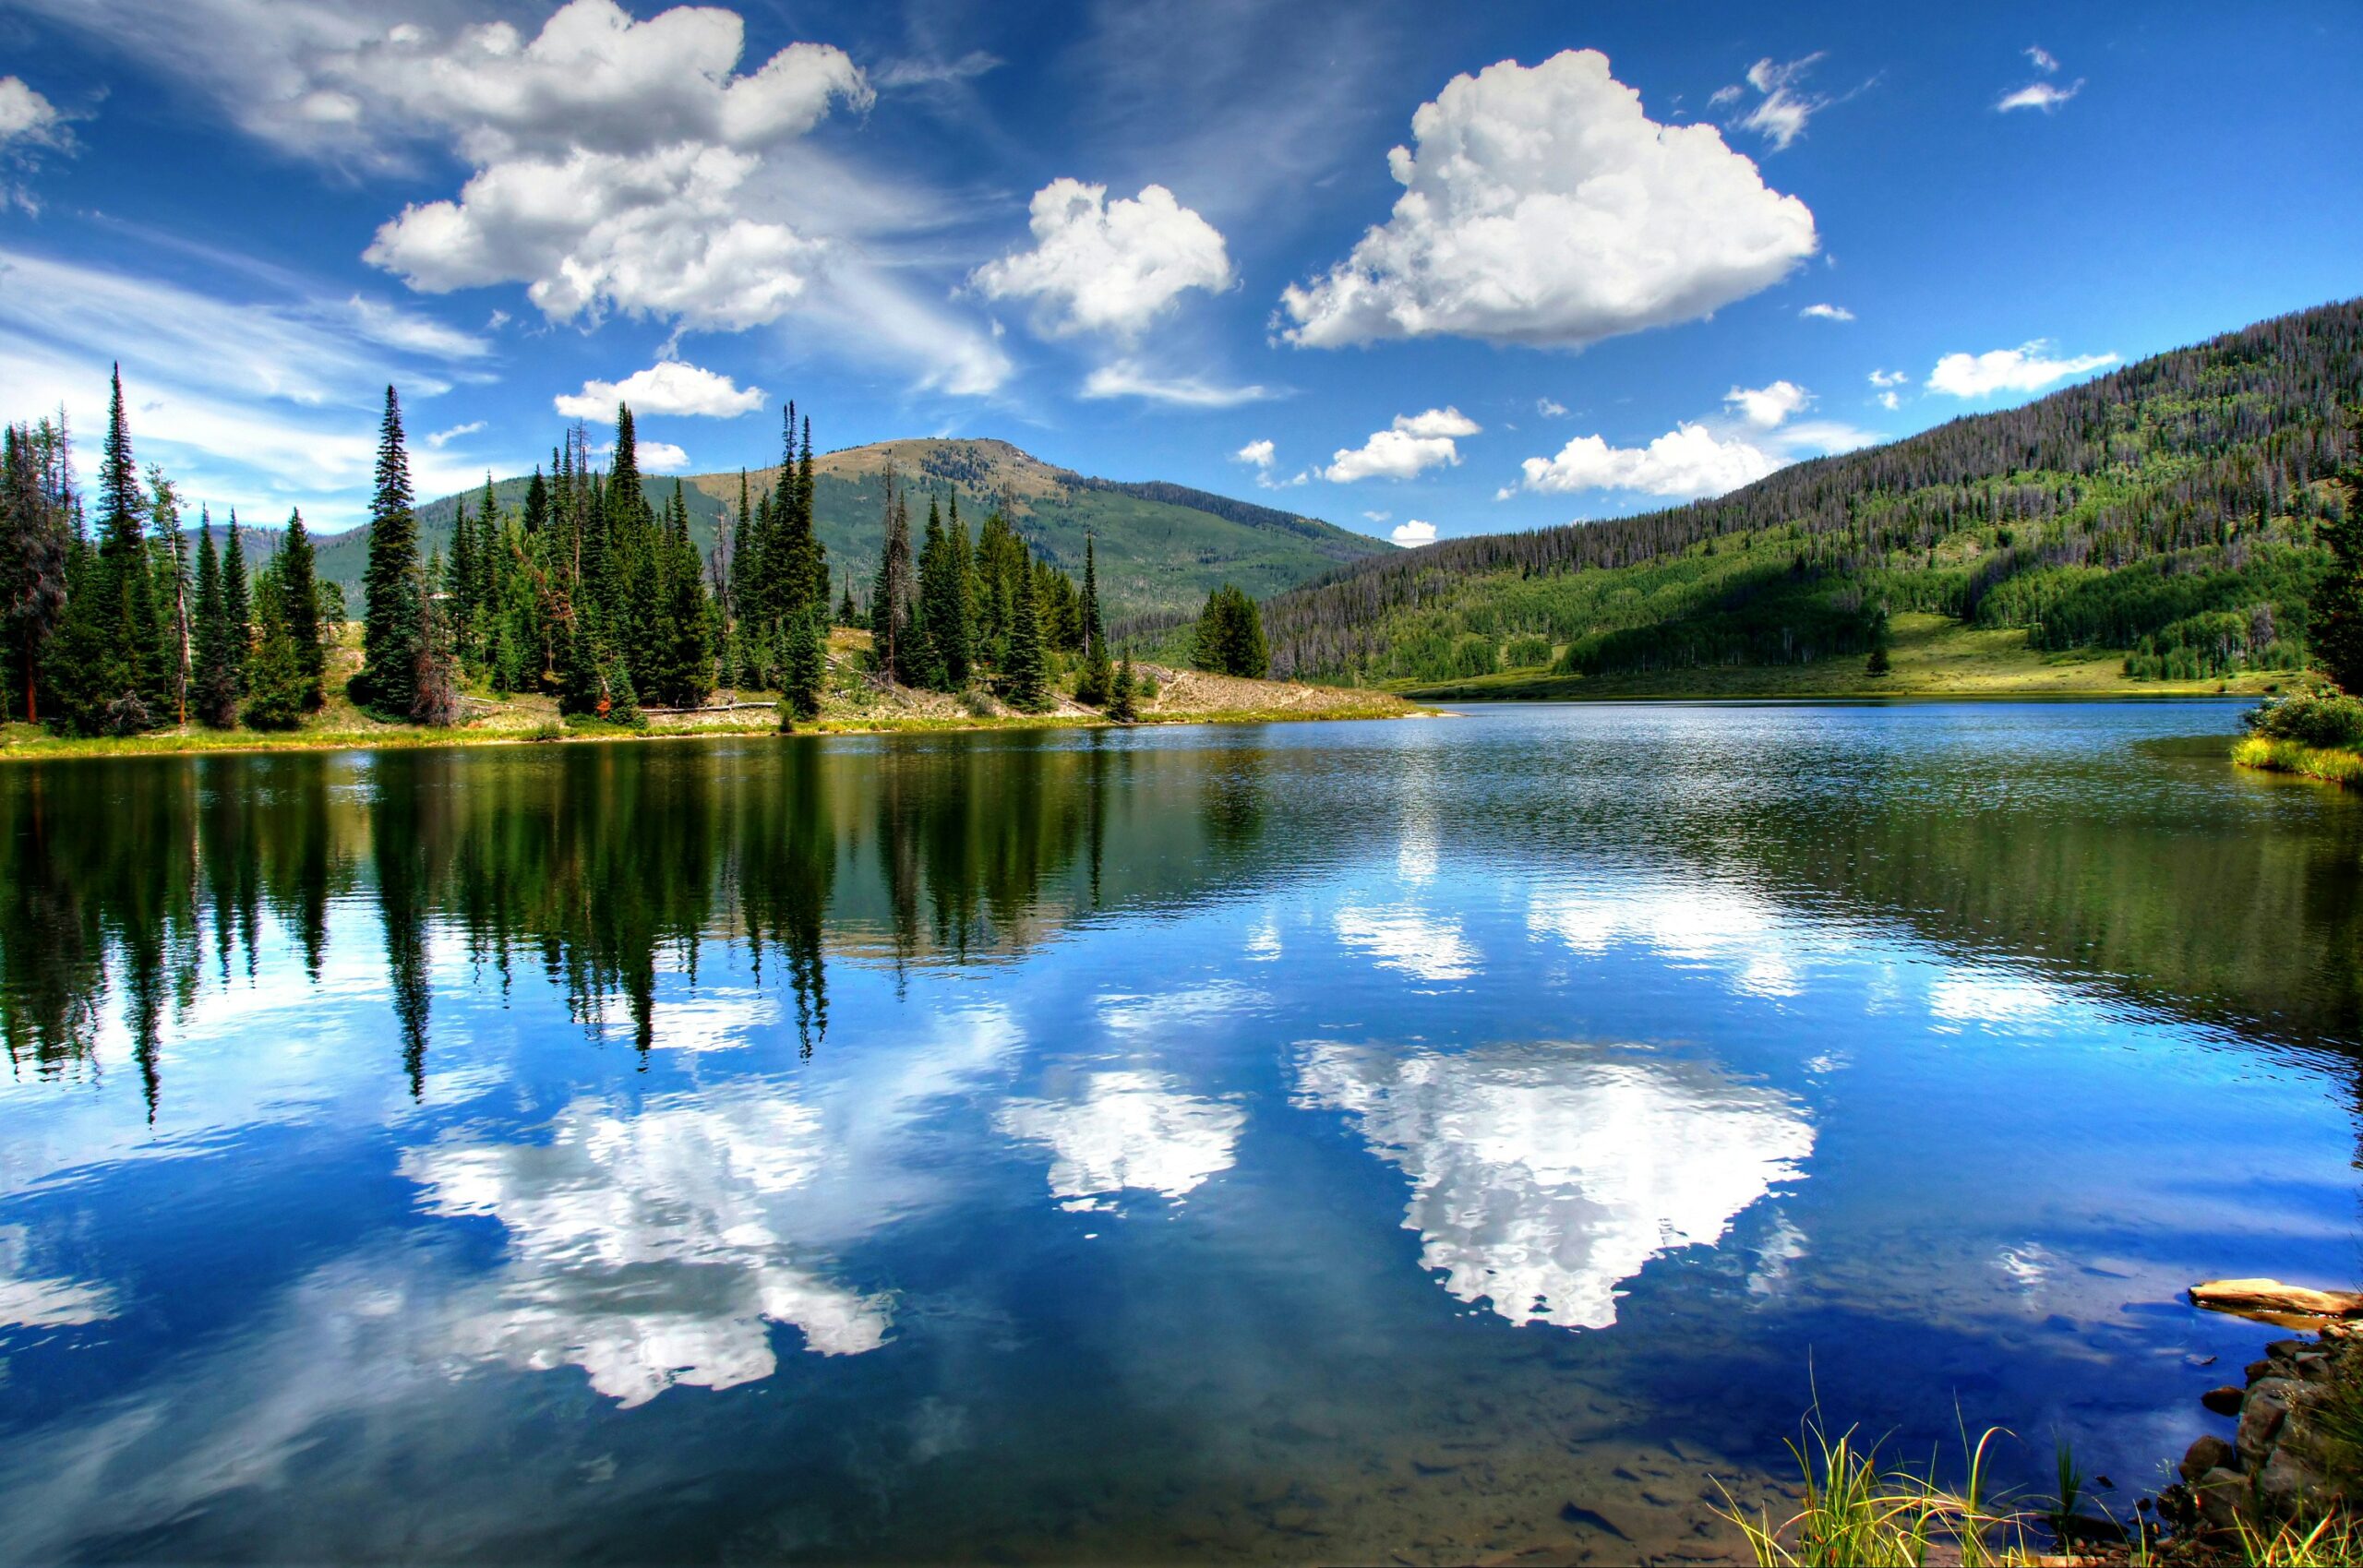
[2,702,2359,1564]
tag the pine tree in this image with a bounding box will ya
[47,365,166,733]
[654,479,713,707]
[0,423,69,725]
[222,510,250,697]
[242,567,309,731]
[152,475,189,725]
[357,385,422,713]
[449,493,477,669]
[2313,463,2363,695]
[1074,639,1112,706]
[781,603,826,719]
[912,495,956,690]
[1004,557,1048,712]
[1193,584,1269,677]
[277,508,323,709]
[836,572,857,626]
[192,515,237,727]
[411,559,461,727]
[1080,533,1106,657]
[870,469,916,684]
[1073,537,1112,705]
[1109,649,1139,722]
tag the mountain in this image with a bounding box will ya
[1246,298,2363,686]
[309,437,1387,620]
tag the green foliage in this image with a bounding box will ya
[240,569,310,731]
[46,367,168,735]
[780,605,825,720]
[2246,688,2363,749]
[1714,1405,2023,1568]
[278,509,323,708]
[2313,465,2363,694]
[1193,583,1268,677]
[1002,549,1049,712]
[1107,651,1139,722]
[191,519,237,728]
[357,385,421,715]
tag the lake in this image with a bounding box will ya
[2,702,2358,1564]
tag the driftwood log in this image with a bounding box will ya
[2189,1278,2363,1325]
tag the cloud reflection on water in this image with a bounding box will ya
[998,1070,1245,1211]
[1295,1040,1814,1329]
[404,1092,894,1406]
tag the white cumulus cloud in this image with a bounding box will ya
[1279,50,1817,350]
[1322,407,1480,483]
[356,0,871,332]
[1233,438,1275,468]
[1725,379,1810,428]
[555,360,765,419]
[1391,519,1437,547]
[971,179,1232,341]
[1517,424,1781,499]
[1800,303,1853,322]
[1926,341,2116,398]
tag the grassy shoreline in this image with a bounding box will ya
[2233,733,2363,785]
[0,690,1424,763]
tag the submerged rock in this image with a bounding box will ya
[2201,1385,2245,1415]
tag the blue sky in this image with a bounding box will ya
[0,0,2357,544]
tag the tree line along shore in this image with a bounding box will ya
[0,369,1405,759]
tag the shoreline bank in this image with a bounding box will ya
[0,691,1427,764]
[2234,733,2363,786]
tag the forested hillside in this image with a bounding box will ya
[1253,299,2363,686]
[313,437,1383,620]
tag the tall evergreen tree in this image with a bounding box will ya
[780,604,825,720]
[654,480,714,707]
[0,423,69,725]
[870,470,916,685]
[153,476,190,725]
[191,515,236,728]
[449,494,477,667]
[1073,535,1112,704]
[1003,547,1048,712]
[277,508,323,709]
[1080,533,1106,657]
[222,509,250,697]
[47,365,166,733]
[357,385,422,713]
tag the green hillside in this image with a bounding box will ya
[1244,298,2363,692]
[309,437,1385,620]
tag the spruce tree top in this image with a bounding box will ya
[371,386,414,532]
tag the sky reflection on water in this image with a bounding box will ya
[2,703,2360,1563]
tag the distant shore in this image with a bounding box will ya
[1391,611,2291,704]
